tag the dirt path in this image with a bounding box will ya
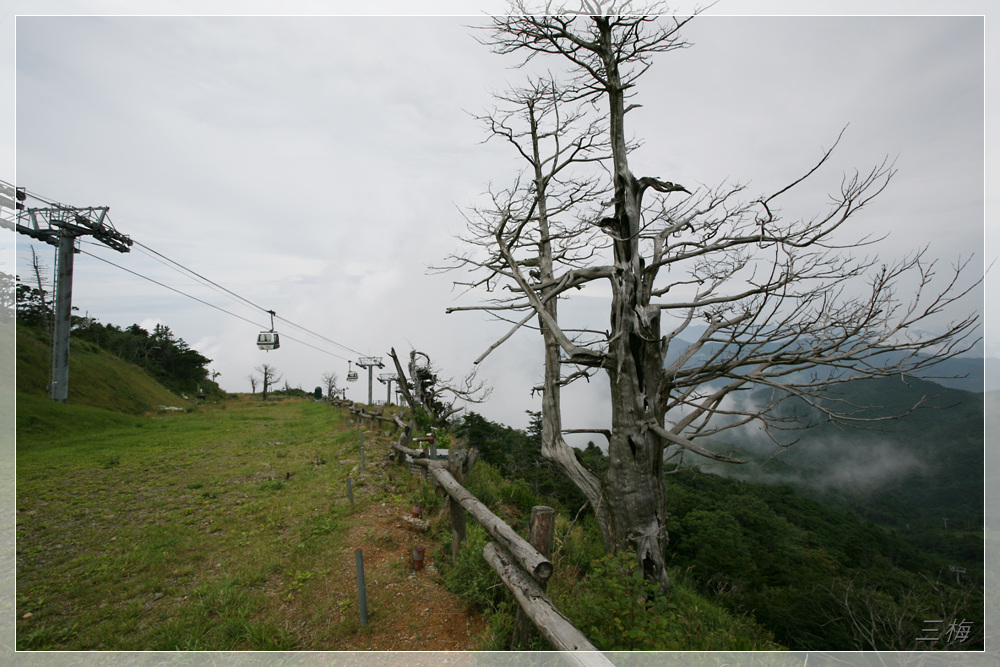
[317,500,488,650]
[287,433,490,651]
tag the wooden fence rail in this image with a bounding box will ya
[483,542,605,655]
[390,438,615,665]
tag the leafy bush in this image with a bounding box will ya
[441,523,506,612]
[554,551,780,651]
[503,478,541,517]
[410,478,444,517]
[464,462,545,526]
[464,462,504,510]
[553,513,604,577]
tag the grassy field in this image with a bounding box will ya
[15,394,481,651]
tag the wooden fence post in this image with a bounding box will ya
[390,429,602,658]
[512,506,555,648]
[447,445,470,564]
[425,463,552,582]
[393,415,412,465]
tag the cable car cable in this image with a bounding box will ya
[131,244,273,324]
[79,248,353,361]
[272,315,363,356]
[80,249,266,329]
[10,182,368,359]
[132,240,271,315]
[130,240,363,355]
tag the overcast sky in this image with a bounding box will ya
[3,1,993,437]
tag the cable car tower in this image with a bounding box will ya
[378,371,399,406]
[256,310,280,351]
[1,183,132,403]
[356,356,385,405]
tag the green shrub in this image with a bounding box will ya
[503,478,541,516]
[442,523,506,613]
[464,462,546,526]
[464,462,504,510]
[410,479,444,517]
[554,513,605,577]
[554,551,781,651]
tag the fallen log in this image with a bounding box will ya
[483,542,613,664]
[428,465,552,583]
[391,441,427,460]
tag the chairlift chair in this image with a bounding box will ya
[257,310,280,351]
[346,360,359,383]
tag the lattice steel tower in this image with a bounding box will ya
[2,183,132,402]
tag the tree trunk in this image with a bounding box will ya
[596,16,670,593]
[528,97,613,551]
[538,305,612,550]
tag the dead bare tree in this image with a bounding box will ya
[321,371,338,399]
[254,363,282,401]
[443,4,980,593]
[388,347,492,427]
[246,373,258,394]
[822,573,984,652]
[438,74,618,546]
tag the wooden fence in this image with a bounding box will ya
[331,402,615,664]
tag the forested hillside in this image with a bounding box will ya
[15,273,222,409]
[454,409,985,651]
[16,323,191,414]
[697,375,983,541]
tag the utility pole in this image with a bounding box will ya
[378,372,397,405]
[1,182,132,402]
[356,357,384,406]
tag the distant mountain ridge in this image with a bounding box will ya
[663,332,987,393]
[694,374,983,532]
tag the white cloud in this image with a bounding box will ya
[138,318,164,333]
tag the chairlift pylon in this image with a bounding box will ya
[257,310,280,351]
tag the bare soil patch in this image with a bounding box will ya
[275,489,488,650]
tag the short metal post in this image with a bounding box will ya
[412,544,425,571]
[354,548,368,627]
[347,478,354,506]
[359,428,365,470]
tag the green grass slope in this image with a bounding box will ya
[16,324,187,415]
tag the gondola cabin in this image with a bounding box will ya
[257,331,280,350]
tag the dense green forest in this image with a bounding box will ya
[452,405,985,651]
